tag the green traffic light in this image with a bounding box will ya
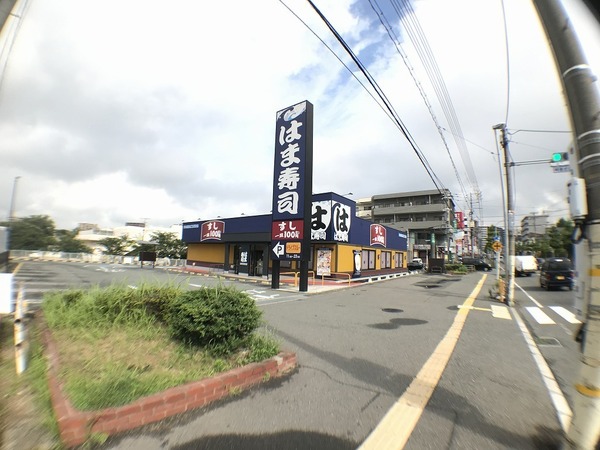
[551,152,568,163]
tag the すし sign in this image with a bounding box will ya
[370,224,387,247]
[201,221,225,241]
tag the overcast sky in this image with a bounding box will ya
[0,0,599,231]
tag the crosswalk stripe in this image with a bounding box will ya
[525,306,555,324]
[491,305,511,320]
[549,306,582,324]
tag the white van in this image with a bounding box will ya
[514,255,538,277]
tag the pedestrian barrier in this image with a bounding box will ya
[322,272,351,286]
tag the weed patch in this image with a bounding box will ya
[40,283,280,410]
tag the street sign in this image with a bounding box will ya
[492,241,503,252]
[552,164,570,173]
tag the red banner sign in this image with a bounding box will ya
[201,221,225,241]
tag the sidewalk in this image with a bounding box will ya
[174,264,417,294]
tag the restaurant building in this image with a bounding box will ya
[182,192,408,279]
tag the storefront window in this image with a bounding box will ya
[362,250,376,270]
[381,251,391,269]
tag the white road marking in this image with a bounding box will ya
[512,308,572,432]
[491,305,511,320]
[128,285,138,290]
[189,283,204,288]
[549,306,582,324]
[515,282,543,307]
[526,306,555,324]
[245,289,280,300]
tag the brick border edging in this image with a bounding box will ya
[41,326,297,448]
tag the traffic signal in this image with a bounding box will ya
[551,152,568,163]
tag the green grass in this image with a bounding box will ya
[39,282,281,411]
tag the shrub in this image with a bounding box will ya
[446,264,467,273]
[168,286,263,354]
[43,283,182,329]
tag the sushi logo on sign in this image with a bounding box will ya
[332,202,351,242]
[370,224,386,247]
[311,201,331,240]
[271,100,313,261]
[201,221,225,241]
[273,102,307,219]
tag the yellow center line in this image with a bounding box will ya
[359,274,487,450]
[12,263,22,275]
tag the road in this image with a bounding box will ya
[9,261,588,449]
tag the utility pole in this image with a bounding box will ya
[532,1,600,448]
[494,124,515,307]
[8,176,20,222]
[469,193,474,256]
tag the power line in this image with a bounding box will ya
[500,0,511,125]
[387,0,480,194]
[368,0,470,208]
[380,0,482,218]
[301,0,447,193]
[277,0,398,126]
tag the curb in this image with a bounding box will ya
[41,326,297,448]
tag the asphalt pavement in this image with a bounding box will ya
[96,270,571,450]
[3,263,587,449]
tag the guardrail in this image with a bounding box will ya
[9,250,186,267]
[322,272,351,286]
[280,271,317,287]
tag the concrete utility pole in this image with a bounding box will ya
[8,176,20,222]
[494,124,515,307]
[532,1,600,448]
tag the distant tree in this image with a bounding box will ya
[148,231,187,259]
[54,228,93,253]
[547,218,574,258]
[99,236,133,256]
[0,215,57,250]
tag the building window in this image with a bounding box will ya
[381,251,391,269]
[362,250,376,270]
[395,252,403,268]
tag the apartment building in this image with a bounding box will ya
[520,214,549,243]
[357,189,457,262]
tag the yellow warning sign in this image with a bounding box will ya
[492,241,503,252]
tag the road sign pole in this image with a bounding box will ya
[496,249,500,281]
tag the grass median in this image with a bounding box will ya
[34,282,281,411]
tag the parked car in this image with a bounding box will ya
[540,257,574,291]
[461,257,492,271]
[536,257,545,270]
[407,258,424,270]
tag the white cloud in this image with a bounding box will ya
[0,0,598,231]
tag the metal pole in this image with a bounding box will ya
[532,1,600,448]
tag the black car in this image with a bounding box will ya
[461,257,492,271]
[540,257,574,290]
